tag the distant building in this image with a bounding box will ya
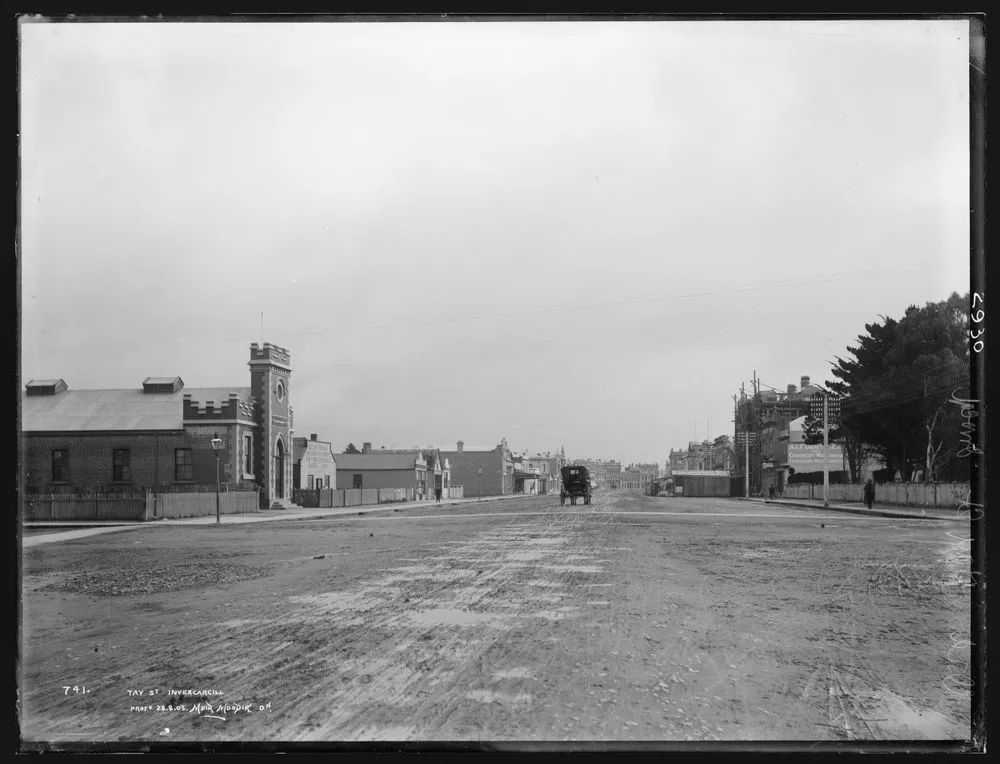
[737,375,824,494]
[22,342,295,508]
[436,439,513,497]
[573,458,622,489]
[334,451,430,498]
[620,463,659,492]
[668,437,734,474]
[510,452,542,494]
[369,445,452,497]
[672,470,731,497]
[522,448,565,495]
[293,434,337,490]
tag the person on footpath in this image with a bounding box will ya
[864,479,875,510]
[768,485,776,503]
[435,486,442,503]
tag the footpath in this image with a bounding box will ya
[745,496,969,522]
[22,494,520,548]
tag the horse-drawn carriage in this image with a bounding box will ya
[560,465,592,506]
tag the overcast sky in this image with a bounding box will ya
[20,19,971,464]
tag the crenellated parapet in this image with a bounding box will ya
[183,391,244,421]
[249,342,292,370]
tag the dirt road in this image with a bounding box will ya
[20,492,971,743]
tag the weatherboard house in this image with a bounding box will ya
[21,342,296,508]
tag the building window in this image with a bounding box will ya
[175,448,193,481]
[275,380,285,402]
[113,449,131,482]
[353,474,363,489]
[308,475,315,489]
[244,434,253,475]
[51,449,69,482]
[324,475,330,487]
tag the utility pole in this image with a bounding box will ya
[823,392,830,508]
[752,372,758,496]
[745,431,750,500]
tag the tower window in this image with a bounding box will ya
[244,434,253,476]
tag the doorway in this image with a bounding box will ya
[275,439,285,499]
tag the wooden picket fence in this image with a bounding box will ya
[24,489,261,521]
[781,482,971,508]
[293,485,465,508]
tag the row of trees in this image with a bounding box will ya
[802,292,972,483]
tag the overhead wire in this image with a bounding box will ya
[21,261,941,356]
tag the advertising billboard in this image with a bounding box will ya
[787,442,844,472]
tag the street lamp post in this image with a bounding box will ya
[211,433,223,525]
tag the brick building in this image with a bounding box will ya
[436,439,513,498]
[293,434,337,490]
[21,342,296,508]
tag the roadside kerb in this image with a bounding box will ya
[156,493,521,525]
[738,497,966,522]
[22,494,528,544]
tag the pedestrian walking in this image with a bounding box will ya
[768,485,776,503]
[863,479,875,510]
[435,487,442,503]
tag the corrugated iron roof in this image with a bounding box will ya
[335,453,422,470]
[22,387,252,432]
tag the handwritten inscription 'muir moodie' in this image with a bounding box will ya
[950,390,982,459]
[129,702,272,714]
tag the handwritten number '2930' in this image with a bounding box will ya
[971,293,984,353]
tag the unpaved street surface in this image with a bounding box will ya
[20,493,971,743]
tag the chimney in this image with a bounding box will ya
[457,440,464,453]
[787,384,796,395]
[800,376,810,389]
[310,433,317,441]
[362,442,372,454]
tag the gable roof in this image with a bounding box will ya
[335,453,423,471]
[374,447,446,469]
[22,386,253,432]
[435,444,501,453]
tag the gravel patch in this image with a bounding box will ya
[42,562,273,596]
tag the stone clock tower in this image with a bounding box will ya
[249,342,293,507]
